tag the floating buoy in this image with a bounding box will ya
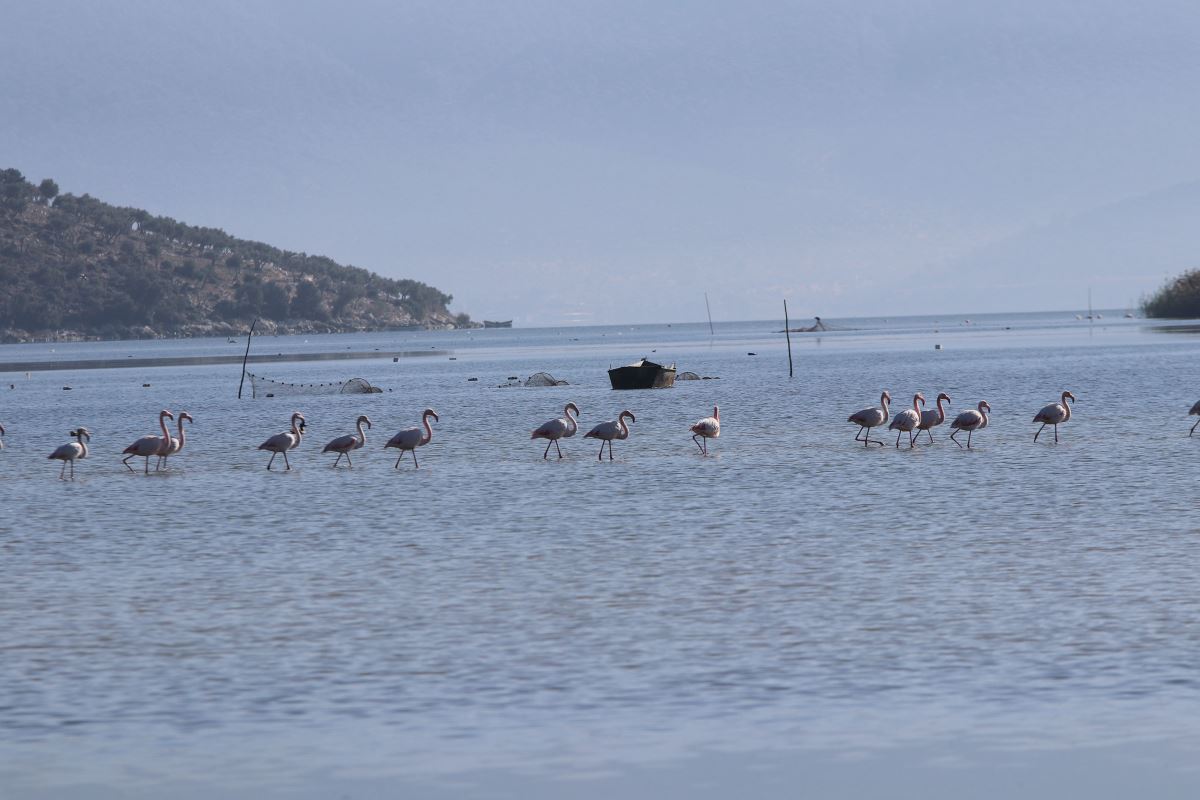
[467,378,478,382]
[934,344,942,350]
[62,386,72,391]
[747,352,757,356]
[393,357,398,362]
[142,383,151,387]
[449,357,457,361]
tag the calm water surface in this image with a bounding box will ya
[3,312,1200,797]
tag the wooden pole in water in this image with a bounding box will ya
[784,299,793,378]
[704,292,714,336]
[237,317,258,399]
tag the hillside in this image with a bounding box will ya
[0,168,470,342]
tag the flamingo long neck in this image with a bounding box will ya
[421,413,434,445]
[618,412,632,439]
[880,394,890,423]
[76,432,88,459]
[565,405,578,435]
[936,397,947,423]
[713,406,719,421]
[357,419,368,447]
[979,403,989,425]
[159,412,171,439]
[1061,394,1072,421]
[176,418,187,451]
[913,396,923,415]
[292,415,303,440]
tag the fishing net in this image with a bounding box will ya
[247,372,382,398]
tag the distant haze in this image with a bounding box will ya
[4,1,1199,325]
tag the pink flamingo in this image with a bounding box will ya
[259,411,306,470]
[847,391,891,446]
[323,415,372,467]
[49,428,90,479]
[156,411,193,470]
[915,392,951,443]
[1033,391,1075,443]
[690,406,720,454]
[950,400,991,449]
[531,402,580,459]
[1190,400,1200,436]
[122,410,174,474]
[888,393,924,448]
[385,408,438,468]
[584,410,635,460]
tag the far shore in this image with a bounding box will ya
[0,349,450,373]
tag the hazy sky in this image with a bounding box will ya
[4,1,1200,324]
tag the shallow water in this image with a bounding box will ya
[3,312,1200,797]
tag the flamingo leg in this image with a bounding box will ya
[69,461,75,479]
[283,451,291,470]
[908,430,915,448]
[394,453,403,469]
[555,440,563,459]
[543,440,553,459]
[951,429,963,448]
[597,441,604,460]
[412,449,419,468]
[123,454,136,472]
[894,430,902,448]
[331,453,342,468]
[266,452,276,470]
[346,453,353,468]
[608,441,614,460]
[854,426,865,441]
[693,433,705,453]
[1192,418,1200,436]
[924,429,934,443]
[144,457,150,475]
[1034,423,1046,442]
[1054,425,1059,443]
[59,461,66,479]
[967,430,973,449]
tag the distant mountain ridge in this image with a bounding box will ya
[0,168,470,342]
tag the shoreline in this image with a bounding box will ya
[0,349,451,373]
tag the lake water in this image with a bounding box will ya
[4,311,1200,798]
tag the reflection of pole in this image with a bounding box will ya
[784,300,793,378]
[704,292,714,336]
[237,317,258,399]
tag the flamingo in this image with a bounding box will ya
[1033,391,1075,443]
[122,410,174,474]
[584,410,635,460]
[848,391,891,447]
[889,393,924,448]
[915,392,951,443]
[259,411,306,470]
[1189,400,1200,436]
[385,408,438,468]
[690,405,720,454]
[531,402,580,459]
[49,428,90,479]
[156,411,193,470]
[950,400,991,449]
[323,415,372,467]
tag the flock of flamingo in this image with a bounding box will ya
[848,389,1077,448]
[20,403,722,479]
[9,388,1200,478]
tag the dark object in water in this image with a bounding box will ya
[608,359,676,390]
[484,320,513,328]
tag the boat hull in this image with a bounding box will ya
[608,361,676,390]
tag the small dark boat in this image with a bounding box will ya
[483,320,513,328]
[608,358,676,390]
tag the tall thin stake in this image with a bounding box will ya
[784,299,794,378]
[237,317,258,399]
[704,292,714,336]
